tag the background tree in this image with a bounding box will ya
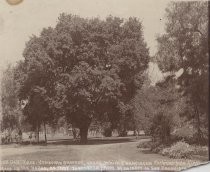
[155,1,208,144]
[22,86,50,142]
[132,73,185,144]
[1,65,21,134]
[15,34,55,143]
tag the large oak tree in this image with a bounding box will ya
[17,14,149,143]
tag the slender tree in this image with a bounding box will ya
[155,1,208,144]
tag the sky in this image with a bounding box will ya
[0,0,169,66]
[0,0,172,83]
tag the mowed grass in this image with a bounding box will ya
[0,136,204,171]
[1,136,152,162]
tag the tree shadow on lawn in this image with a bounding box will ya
[20,135,151,146]
[46,136,136,145]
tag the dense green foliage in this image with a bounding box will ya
[161,141,195,159]
[1,66,20,131]
[155,1,208,144]
[136,2,208,156]
[1,14,149,143]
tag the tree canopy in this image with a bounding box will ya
[155,1,208,144]
[14,14,149,143]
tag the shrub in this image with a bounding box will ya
[118,130,127,137]
[137,140,166,153]
[161,141,194,159]
[171,124,196,144]
[1,129,19,144]
[172,124,208,145]
[101,122,112,137]
[193,146,208,156]
[151,143,165,153]
[150,113,173,144]
[137,140,152,149]
[173,125,194,139]
[103,128,112,137]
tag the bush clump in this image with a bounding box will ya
[103,128,112,137]
[151,143,165,153]
[137,140,165,153]
[150,113,173,144]
[161,141,194,159]
[193,146,208,156]
[137,140,152,149]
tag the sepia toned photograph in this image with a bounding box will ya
[0,0,209,171]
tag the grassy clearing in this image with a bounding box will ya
[0,136,204,171]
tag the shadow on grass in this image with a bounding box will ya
[19,136,151,146]
[46,137,135,145]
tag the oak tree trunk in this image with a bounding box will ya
[44,122,47,143]
[36,125,39,143]
[194,104,204,144]
[79,127,88,144]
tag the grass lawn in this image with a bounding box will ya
[0,136,206,171]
